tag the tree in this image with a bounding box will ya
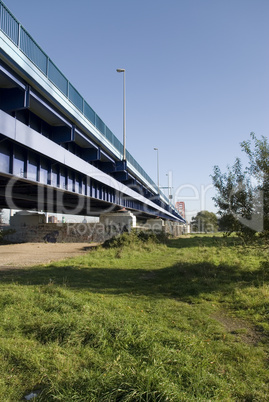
[191,210,218,233]
[241,133,269,233]
[211,133,269,238]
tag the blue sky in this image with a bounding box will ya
[3,0,269,221]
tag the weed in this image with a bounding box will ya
[0,228,16,244]
[103,229,169,249]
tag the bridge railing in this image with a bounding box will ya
[0,1,177,212]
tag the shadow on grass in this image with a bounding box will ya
[0,258,268,302]
[167,235,243,249]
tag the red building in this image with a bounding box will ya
[175,202,185,219]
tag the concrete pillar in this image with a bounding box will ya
[144,218,164,233]
[164,221,185,237]
[99,209,137,235]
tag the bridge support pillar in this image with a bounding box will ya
[164,221,185,236]
[145,218,164,233]
[100,209,137,234]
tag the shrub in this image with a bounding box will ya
[0,228,15,244]
[102,229,169,249]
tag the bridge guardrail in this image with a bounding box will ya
[0,1,179,214]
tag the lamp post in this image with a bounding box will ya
[166,173,170,203]
[116,68,126,161]
[166,172,173,205]
[154,147,160,193]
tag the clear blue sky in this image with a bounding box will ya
[3,0,269,221]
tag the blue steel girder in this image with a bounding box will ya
[52,126,74,144]
[112,171,129,182]
[0,86,30,112]
[81,147,101,162]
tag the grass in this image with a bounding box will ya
[0,233,269,400]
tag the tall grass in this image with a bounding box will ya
[0,234,268,400]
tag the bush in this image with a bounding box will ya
[102,230,169,249]
[0,228,15,244]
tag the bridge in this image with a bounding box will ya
[0,1,185,226]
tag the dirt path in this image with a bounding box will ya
[0,243,99,269]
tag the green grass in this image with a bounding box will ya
[0,233,269,401]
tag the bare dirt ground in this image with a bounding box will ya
[0,242,99,269]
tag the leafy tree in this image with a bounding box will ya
[241,133,269,234]
[211,133,269,238]
[191,210,218,233]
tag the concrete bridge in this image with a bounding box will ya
[0,1,185,227]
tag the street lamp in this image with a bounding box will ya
[166,173,170,203]
[166,172,173,205]
[154,147,160,193]
[116,68,126,161]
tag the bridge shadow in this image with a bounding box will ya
[167,235,243,249]
[0,257,267,302]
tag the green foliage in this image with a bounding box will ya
[241,133,269,232]
[0,236,269,400]
[191,210,218,233]
[212,133,269,239]
[0,228,15,244]
[102,229,169,249]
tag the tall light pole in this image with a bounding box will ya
[154,147,160,193]
[166,173,170,203]
[116,68,126,161]
[166,171,173,205]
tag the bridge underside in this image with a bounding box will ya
[0,117,179,221]
[0,173,154,219]
[0,138,172,221]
